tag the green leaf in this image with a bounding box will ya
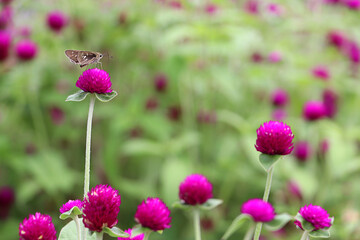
[264,213,293,231]
[59,206,82,220]
[309,229,331,238]
[221,214,252,240]
[198,199,223,211]
[66,90,90,102]
[294,213,315,231]
[95,91,118,102]
[103,226,129,238]
[59,220,96,240]
[259,154,281,171]
[172,201,192,210]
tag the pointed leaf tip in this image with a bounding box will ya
[66,90,89,102]
[259,154,281,171]
[103,226,129,238]
[95,91,117,102]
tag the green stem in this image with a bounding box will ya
[96,231,103,240]
[144,231,152,240]
[300,231,309,240]
[253,165,275,240]
[193,208,202,240]
[73,216,81,240]
[244,223,255,240]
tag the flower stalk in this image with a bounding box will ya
[193,208,201,240]
[300,231,309,240]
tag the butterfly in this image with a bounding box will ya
[65,50,103,68]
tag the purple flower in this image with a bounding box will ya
[205,4,218,15]
[59,199,83,214]
[82,185,121,232]
[303,101,326,121]
[271,89,288,107]
[287,181,303,201]
[322,89,338,118]
[15,39,38,61]
[267,3,284,16]
[241,199,275,222]
[251,52,263,63]
[49,106,65,125]
[312,65,330,80]
[47,11,68,33]
[327,30,347,49]
[76,68,112,93]
[244,0,259,14]
[0,186,15,219]
[293,141,312,162]
[135,197,171,231]
[118,229,144,240]
[294,204,332,230]
[145,97,158,111]
[197,110,217,124]
[0,31,11,61]
[255,121,294,155]
[0,0,12,6]
[0,6,12,29]
[268,51,282,63]
[19,212,56,240]
[154,73,167,92]
[344,0,360,9]
[345,41,360,64]
[179,174,213,205]
[271,109,287,121]
[167,105,182,121]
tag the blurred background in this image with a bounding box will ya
[1,0,360,239]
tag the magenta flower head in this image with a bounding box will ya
[294,204,333,231]
[135,197,171,231]
[154,73,167,92]
[47,11,68,33]
[82,184,121,232]
[76,68,112,93]
[312,65,330,81]
[323,89,338,118]
[268,51,282,63]
[344,0,360,9]
[59,199,83,214]
[293,141,312,162]
[255,121,294,155]
[0,186,15,219]
[303,101,326,121]
[327,30,347,49]
[0,6,12,29]
[19,212,56,240]
[271,89,289,107]
[15,39,37,61]
[0,31,11,61]
[205,3,218,15]
[244,0,259,14]
[179,174,213,205]
[241,199,275,222]
[118,229,144,240]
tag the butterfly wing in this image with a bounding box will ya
[78,51,98,67]
[65,50,81,64]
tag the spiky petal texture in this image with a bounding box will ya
[294,204,332,230]
[135,197,171,231]
[82,185,121,232]
[255,121,294,155]
[59,199,83,214]
[179,174,213,205]
[19,212,56,240]
[118,229,144,240]
[241,199,275,222]
[76,68,112,94]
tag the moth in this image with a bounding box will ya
[65,50,103,68]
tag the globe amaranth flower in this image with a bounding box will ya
[135,197,171,231]
[59,199,83,214]
[82,184,121,232]
[179,174,213,205]
[327,30,347,49]
[271,89,288,107]
[255,121,294,155]
[76,68,112,94]
[0,186,15,219]
[287,181,303,201]
[268,51,282,63]
[118,228,144,240]
[0,31,11,61]
[312,65,330,81]
[154,73,167,92]
[19,212,56,240]
[323,89,338,118]
[241,199,275,222]
[344,0,360,9]
[303,101,326,121]
[47,11,68,33]
[15,39,38,61]
[293,141,312,162]
[294,204,333,231]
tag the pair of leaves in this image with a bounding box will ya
[259,154,282,171]
[66,90,118,102]
[221,213,292,240]
[172,198,223,211]
[295,214,333,238]
[59,206,82,220]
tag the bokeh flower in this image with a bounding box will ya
[49,106,65,125]
[19,212,56,240]
[145,97,158,111]
[244,0,259,14]
[287,181,303,201]
[76,68,112,93]
[59,199,83,214]
[0,31,11,60]
[312,65,330,80]
[82,185,121,232]
[327,30,347,49]
[293,141,312,162]
[322,88,338,118]
[268,51,282,63]
[271,89,288,107]
[47,11,68,33]
[118,229,144,240]
[255,121,294,155]
[303,101,326,121]
[0,186,15,219]
[179,174,213,205]
[0,6,12,29]
[344,0,360,9]
[271,109,287,121]
[154,73,167,92]
[197,110,217,124]
[15,39,38,61]
[135,197,171,231]
[294,204,332,230]
[167,105,182,121]
[205,3,218,15]
[241,199,275,222]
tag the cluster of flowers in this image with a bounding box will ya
[325,0,360,10]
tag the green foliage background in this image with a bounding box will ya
[1,0,360,239]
